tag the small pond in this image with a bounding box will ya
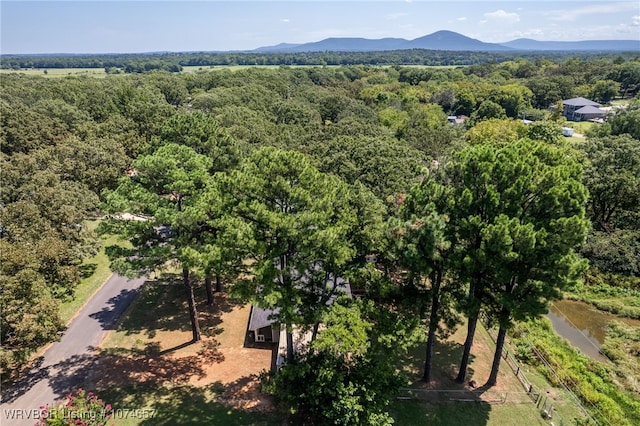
[547,299,640,362]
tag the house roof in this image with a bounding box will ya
[248,306,279,332]
[248,274,351,332]
[575,105,605,115]
[563,97,600,107]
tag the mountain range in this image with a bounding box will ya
[253,30,639,53]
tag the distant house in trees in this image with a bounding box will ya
[561,97,606,122]
[447,115,468,125]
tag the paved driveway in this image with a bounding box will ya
[1,274,146,425]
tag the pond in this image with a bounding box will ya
[547,299,640,362]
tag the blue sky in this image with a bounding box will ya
[1,1,639,54]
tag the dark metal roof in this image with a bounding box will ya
[575,105,605,114]
[563,97,600,107]
[248,274,351,331]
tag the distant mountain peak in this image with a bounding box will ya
[418,30,472,39]
[253,30,639,53]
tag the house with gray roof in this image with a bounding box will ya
[562,97,606,121]
[247,273,352,370]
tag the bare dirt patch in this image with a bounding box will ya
[97,278,273,411]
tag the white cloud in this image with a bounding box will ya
[517,23,639,42]
[632,15,640,26]
[457,17,467,21]
[484,10,520,23]
[281,19,290,23]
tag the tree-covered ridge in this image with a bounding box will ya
[1,58,639,424]
[2,50,638,72]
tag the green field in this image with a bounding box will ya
[0,67,107,78]
[1,64,460,78]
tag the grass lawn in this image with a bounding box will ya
[391,320,586,425]
[610,99,630,106]
[390,400,547,426]
[515,363,588,424]
[565,121,597,135]
[58,220,129,324]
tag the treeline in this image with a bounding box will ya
[2,49,638,72]
[1,58,639,424]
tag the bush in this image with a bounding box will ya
[35,389,113,426]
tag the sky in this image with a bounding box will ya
[1,0,639,54]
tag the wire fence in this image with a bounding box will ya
[481,316,601,425]
[509,321,602,426]
[397,388,535,404]
[396,314,601,425]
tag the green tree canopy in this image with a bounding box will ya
[444,139,589,385]
[224,147,358,360]
[581,134,640,231]
[103,143,213,341]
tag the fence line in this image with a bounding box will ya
[397,388,534,404]
[396,314,599,425]
[479,314,538,401]
[481,315,600,425]
[478,314,564,422]
[510,322,602,426]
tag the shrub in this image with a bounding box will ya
[35,389,113,426]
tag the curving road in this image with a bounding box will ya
[1,274,146,425]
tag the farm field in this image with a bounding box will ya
[0,67,108,77]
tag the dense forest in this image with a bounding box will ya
[2,50,640,73]
[1,55,639,425]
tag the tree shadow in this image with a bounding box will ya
[88,288,140,330]
[391,399,492,426]
[96,374,276,426]
[92,341,224,390]
[139,377,274,425]
[402,338,476,390]
[2,341,225,408]
[1,356,49,404]
[114,274,239,339]
[79,263,98,279]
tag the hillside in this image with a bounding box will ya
[254,30,639,53]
